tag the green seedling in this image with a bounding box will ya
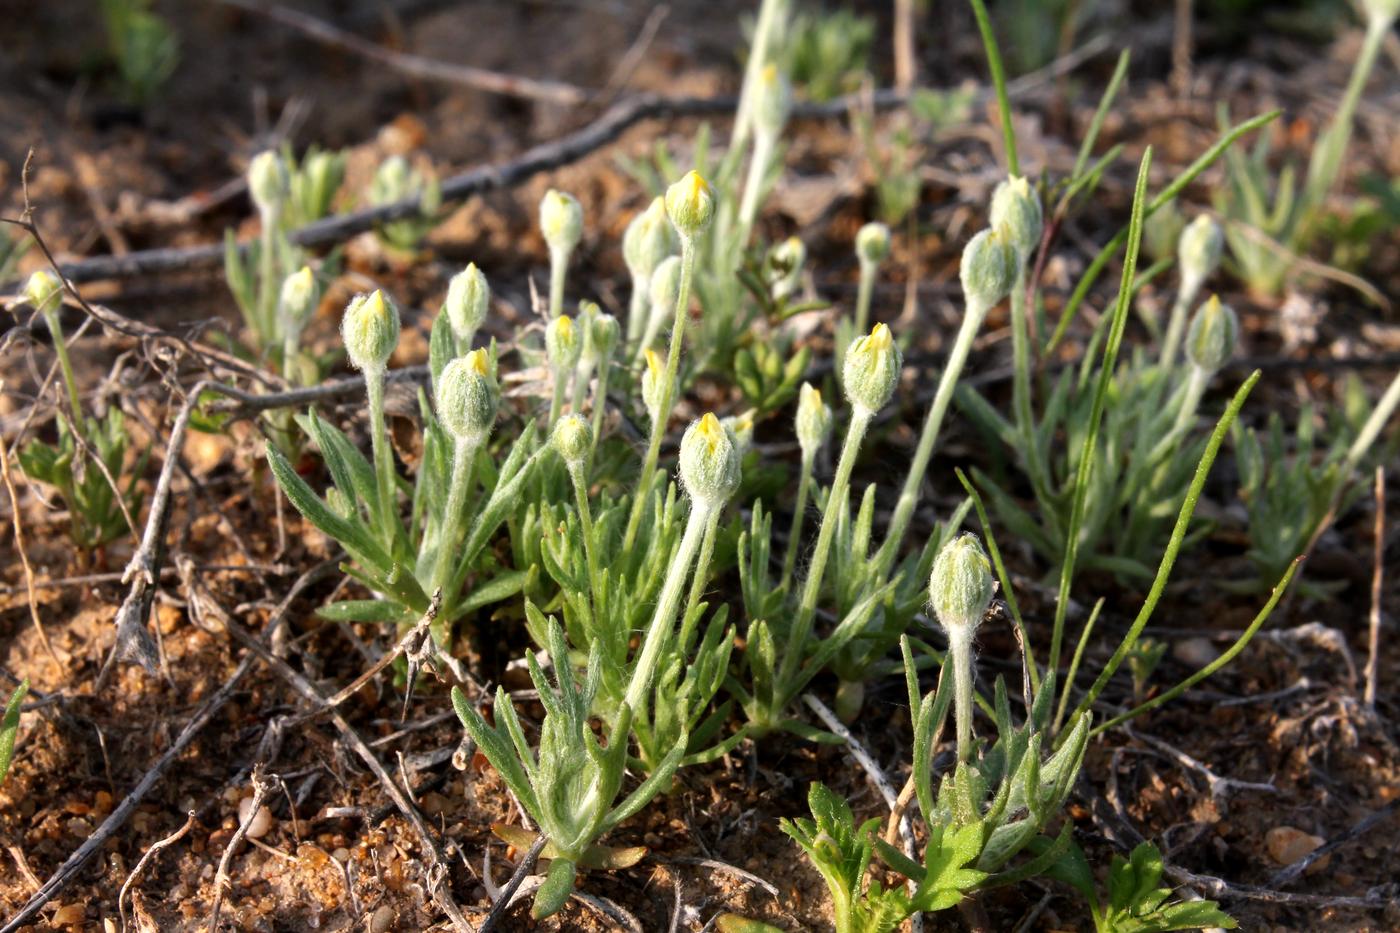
[14,271,145,551]
[99,0,178,106]
[1,680,28,786]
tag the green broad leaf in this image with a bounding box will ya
[1,679,29,785]
[456,569,529,615]
[315,600,406,623]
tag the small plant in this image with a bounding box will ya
[14,271,144,551]
[1045,840,1237,932]
[0,680,27,786]
[368,155,441,254]
[99,0,179,106]
[1232,366,1400,593]
[1214,0,1398,295]
[268,286,541,643]
[779,782,985,933]
[781,5,874,102]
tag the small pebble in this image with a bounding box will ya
[370,904,395,933]
[1265,826,1326,867]
[1173,637,1219,667]
[238,797,275,839]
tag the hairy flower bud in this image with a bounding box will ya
[753,64,793,140]
[766,236,806,301]
[588,312,620,363]
[22,269,62,316]
[341,290,400,372]
[649,255,683,312]
[641,348,666,423]
[436,349,498,444]
[665,170,715,238]
[795,382,833,457]
[679,412,742,507]
[842,322,902,414]
[1363,0,1400,27]
[960,227,1018,310]
[551,413,592,466]
[247,150,288,219]
[540,189,583,257]
[1178,215,1223,288]
[929,533,995,632]
[279,266,318,329]
[722,409,757,455]
[1185,295,1238,373]
[546,315,581,373]
[989,176,1043,263]
[856,222,891,267]
[622,196,676,281]
[445,263,489,345]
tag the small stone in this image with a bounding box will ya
[52,903,86,925]
[370,904,395,933]
[1172,637,1219,668]
[238,797,274,840]
[1265,826,1325,867]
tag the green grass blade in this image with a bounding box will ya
[1047,110,1280,356]
[1093,556,1297,736]
[1048,148,1154,684]
[1069,370,1263,727]
[968,0,1018,176]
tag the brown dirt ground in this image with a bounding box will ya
[2,1,1400,931]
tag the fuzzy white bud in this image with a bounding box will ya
[341,290,400,372]
[679,413,742,507]
[622,196,676,281]
[842,323,901,414]
[665,170,715,238]
[247,150,288,219]
[795,382,833,458]
[445,264,489,345]
[551,413,592,466]
[1185,295,1238,373]
[545,314,581,373]
[1178,215,1223,289]
[436,349,498,444]
[856,222,891,267]
[989,176,1043,263]
[929,533,995,632]
[22,269,63,316]
[540,189,583,257]
[960,227,1018,310]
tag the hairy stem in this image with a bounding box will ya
[623,236,696,551]
[779,450,815,591]
[876,300,989,576]
[363,368,397,540]
[777,407,872,692]
[622,500,711,726]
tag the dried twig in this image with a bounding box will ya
[0,560,334,933]
[38,37,1109,288]
[209,766,277,931]
[0,388,59,665]
[479,834,548,933]
[117,809,197,932]
[1365,466,1384,709]
[218,0,590,105]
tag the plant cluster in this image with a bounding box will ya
[93,0,1391,925]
